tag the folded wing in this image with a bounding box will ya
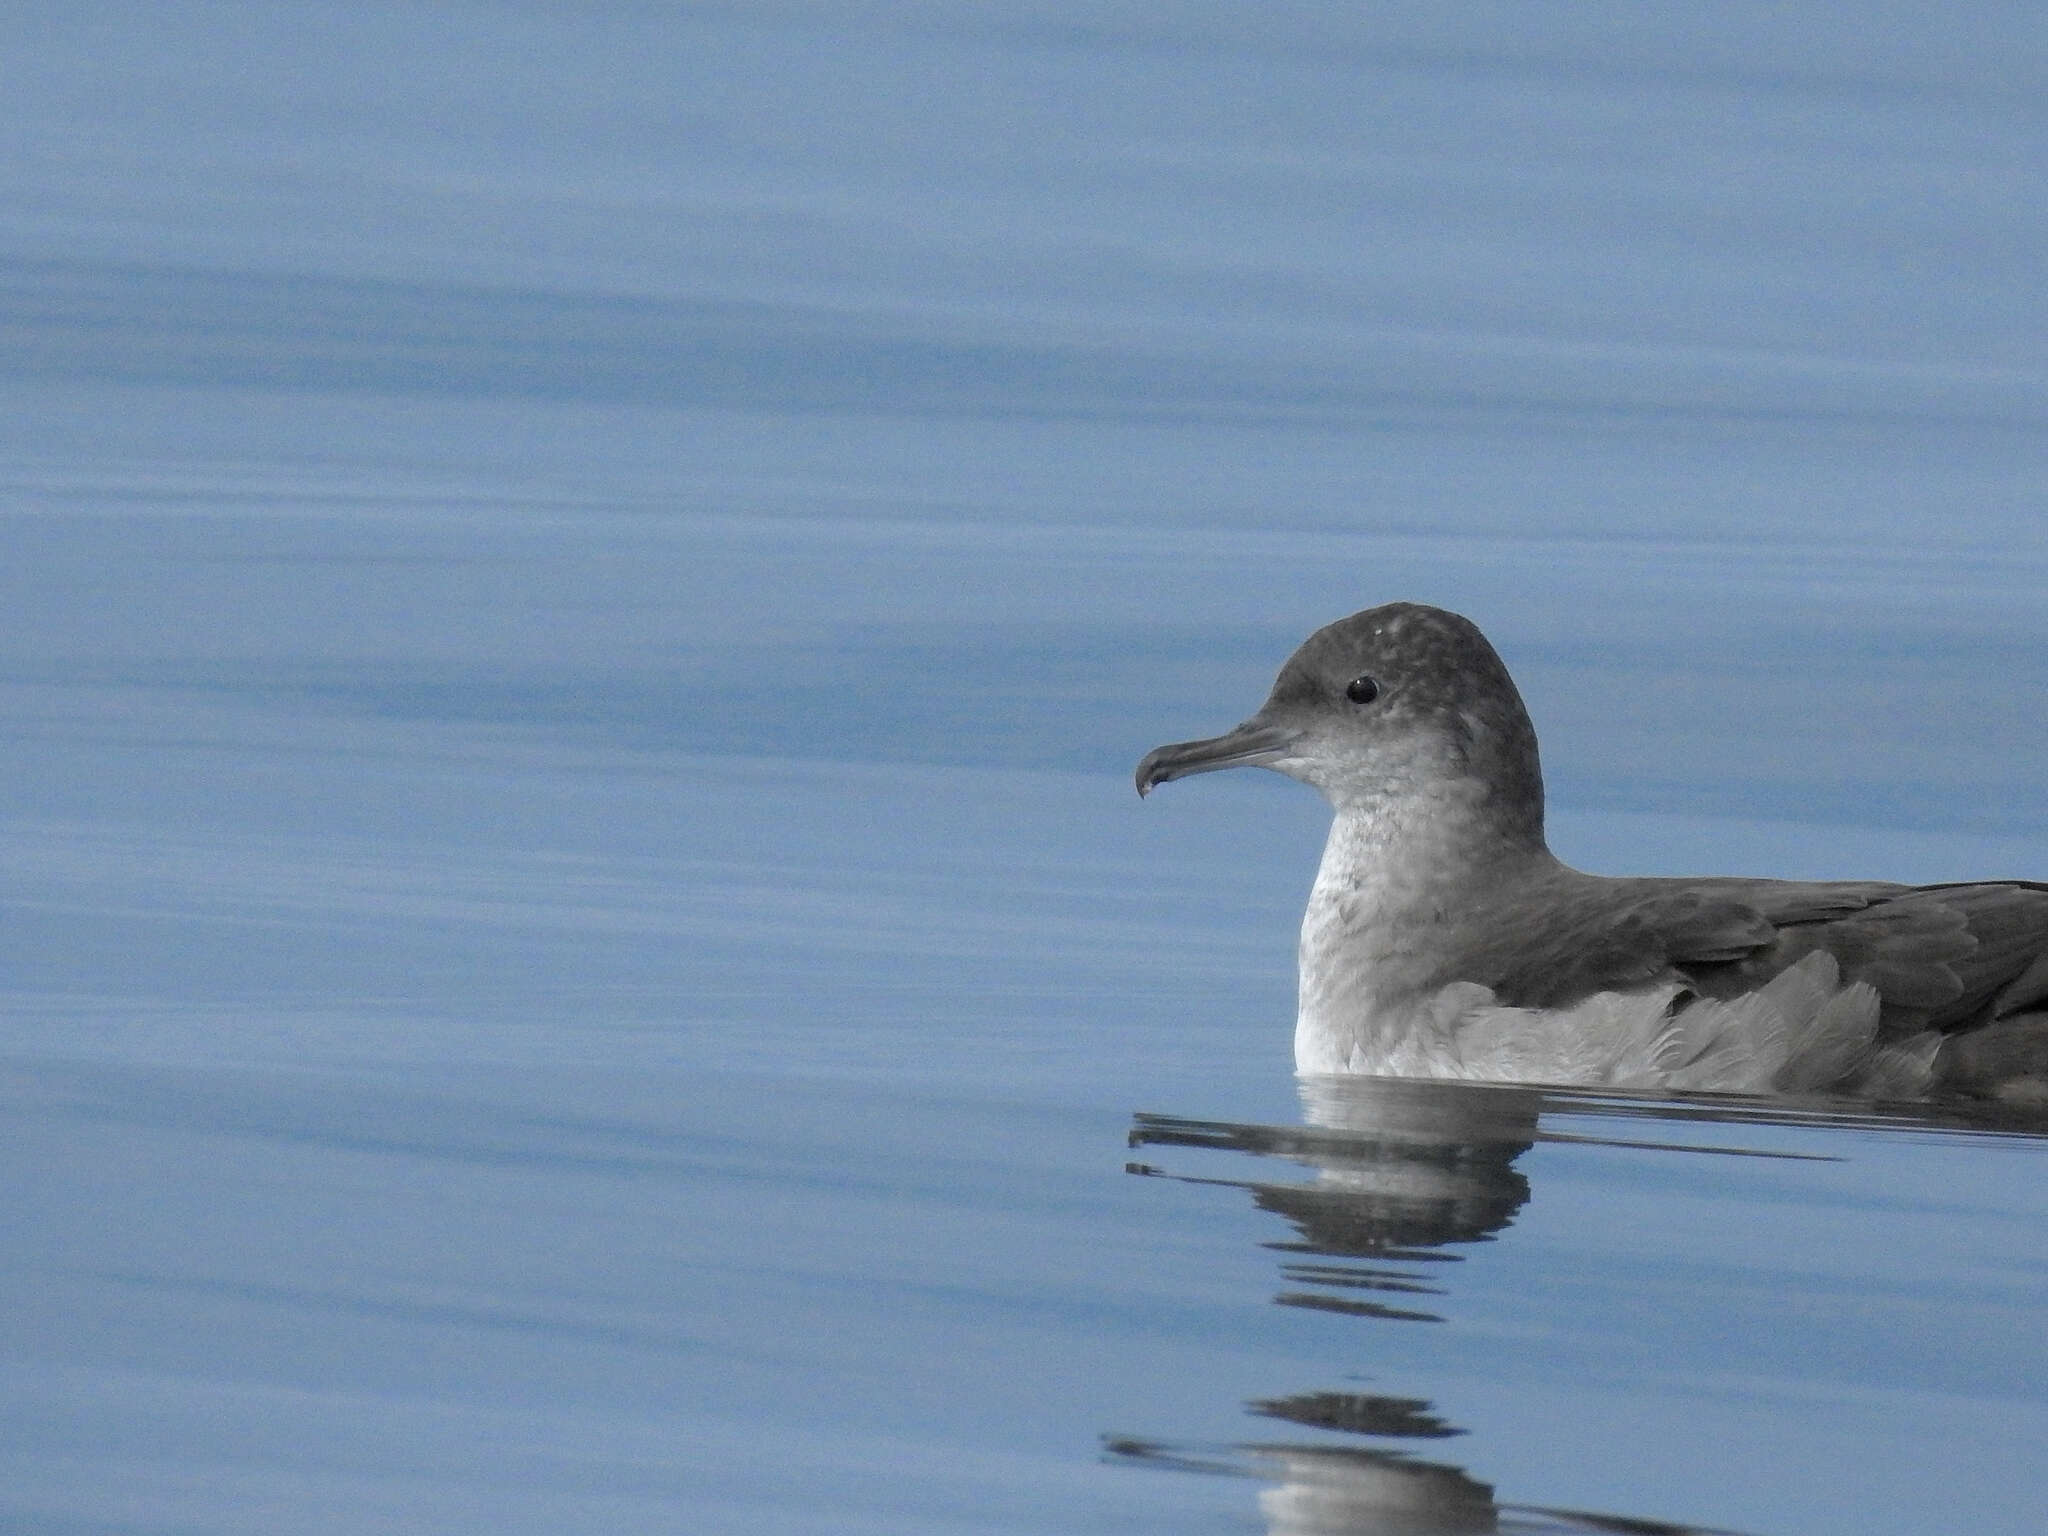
[1454,872,2048,1094]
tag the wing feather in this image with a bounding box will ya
[1462,871,2048,1043]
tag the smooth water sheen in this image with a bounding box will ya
[3,4,2046,1533]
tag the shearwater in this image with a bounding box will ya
[1136,602,2048,1099]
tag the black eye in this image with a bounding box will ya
[1345,675,1380,705]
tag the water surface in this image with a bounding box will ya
[3,3,2046,1532]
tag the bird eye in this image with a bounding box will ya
[1345,675,1380,704]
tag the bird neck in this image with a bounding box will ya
[1316,769,1550,905]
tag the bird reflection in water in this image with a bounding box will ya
[1114,1075,1744,1536]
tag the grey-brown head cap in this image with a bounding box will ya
[1135,602,1546,847]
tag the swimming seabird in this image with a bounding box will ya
[1136,602,2048,1099]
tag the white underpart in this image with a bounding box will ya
[1293,809,1942,1095]
[1300,952,1939,1094]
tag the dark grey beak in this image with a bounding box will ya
[1135,717,1297,797]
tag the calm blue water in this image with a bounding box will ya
[3,4,2046,1533]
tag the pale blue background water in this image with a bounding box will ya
[3,5,2046,1533]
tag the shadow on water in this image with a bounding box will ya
[1112,1076,2048,1535]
